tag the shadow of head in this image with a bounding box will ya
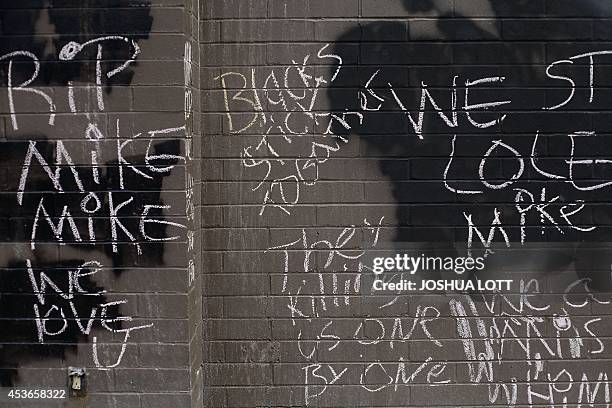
[402,0,436,12]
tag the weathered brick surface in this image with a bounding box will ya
[0,0,202,406]
[6,0,612,407]
[202,0,612,407]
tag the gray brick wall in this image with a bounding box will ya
[6,0,612,407]
[202,0,612,407]
[0,0,202,406]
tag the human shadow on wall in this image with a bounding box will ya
[0,0,173,386]
[329,0,612,295]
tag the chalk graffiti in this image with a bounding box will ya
[217,44,363,215]
[227,35,612,405]
[0,29,189,385]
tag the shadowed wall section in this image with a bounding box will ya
[202,0,612,406]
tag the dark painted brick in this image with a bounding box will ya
[204,363,272,386]
[410,19,500,41]
[457,0,545,17]
[269,0,359,18]
[208,318,271,340]
[221,20,313,42]
[203,0,267,19]
[202,44,268,66]
[362,21,408,42]
[453,43,545,64]
[361,43,453,65]
[547,0,612,17]
[503,19,592,41]
[10,0,612,407]
[141,393,192,408]
[362,0,452,17]
[114,368,190,392]
[315,21,361,42]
